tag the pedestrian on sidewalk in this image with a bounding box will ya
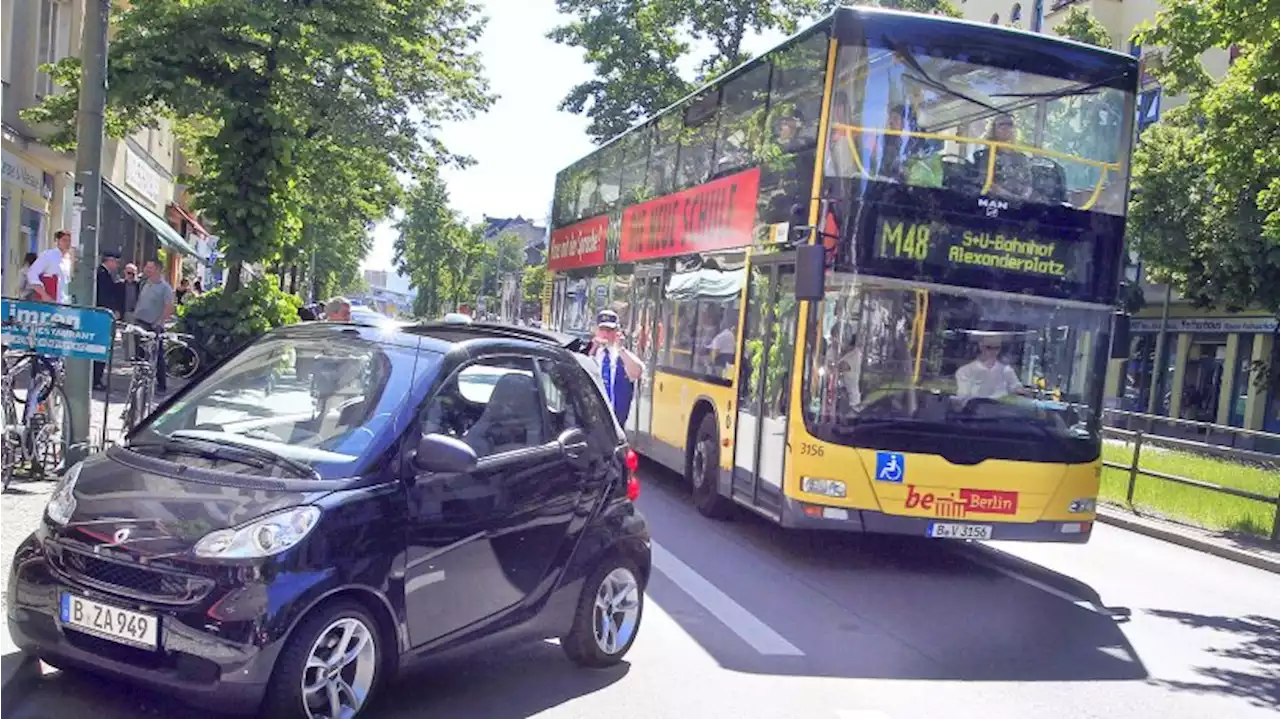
[25,230,73,303]
[120,263,141,361]
[134,259,175,394]
[93,250,124,390]
[19,252,42,300]
[324,297,352,322]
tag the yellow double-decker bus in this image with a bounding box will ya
[546,7,1139,543]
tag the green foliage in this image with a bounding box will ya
[178,277,301,360]
[1129,0,1280,320]
[523,264,549,305]
[394,170,493,317]
[550,1,957,144]
[24,0,492,293]
[1053,6,1114,48]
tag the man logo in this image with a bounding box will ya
[977,197,1008,218]
[113,527,133,544]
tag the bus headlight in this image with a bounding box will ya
[801,477,846,498]
[1068,498,1097,514]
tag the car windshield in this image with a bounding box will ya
[826,44,1134,215]
[804,274,1109,461]
[136,333,434,479]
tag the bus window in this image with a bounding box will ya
[595,142,623,211]
[619,126,652,204]
[825,44,1133,215]
[574,158,600,219]
[716,63,771,177]
[766,33,828,152]
[648,113,682,196]
[677,92,720,189]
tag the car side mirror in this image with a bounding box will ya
[414,433,478,474]
[558,428,589,462]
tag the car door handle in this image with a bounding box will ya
[563,441,589,459]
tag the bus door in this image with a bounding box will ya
[627,267,664,450]
[732,259,797,517]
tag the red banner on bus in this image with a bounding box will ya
[620,167,761,262]
[548,215,609,271]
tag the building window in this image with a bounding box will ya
[34,0,71,98]
[1011,3,1022,23]
[990,13,1000,24]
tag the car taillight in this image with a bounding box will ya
[625,449,639,473]
[627,475,640,501]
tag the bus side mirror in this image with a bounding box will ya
[1110,312,1130,359]
[795,244,826,301]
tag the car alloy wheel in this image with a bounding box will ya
[592,567,642,656]
[301,616,378,719]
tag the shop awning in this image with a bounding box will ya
[169,202,210,237]
[103,181,205,262]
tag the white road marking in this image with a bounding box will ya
[651,541,804,656]
[967,549,1112,617]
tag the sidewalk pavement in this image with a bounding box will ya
[1097,504,1280,575]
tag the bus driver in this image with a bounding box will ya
[955,336,1031,400]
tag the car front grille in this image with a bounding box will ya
[49,545,214,605]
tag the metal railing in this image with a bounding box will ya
[1103,407,1280,454]
[1101,425,1280,542]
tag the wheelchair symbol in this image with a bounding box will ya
[875,452,905,483]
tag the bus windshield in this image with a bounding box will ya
[804,275,1109,464]
[825,44,1134,215]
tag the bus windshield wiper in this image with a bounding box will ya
[889,43,1006,117]
[168,431,321,479]
[990,79,1112,100]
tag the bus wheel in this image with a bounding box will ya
[689,414,733,519]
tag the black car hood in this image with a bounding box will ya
[50,447,332,558]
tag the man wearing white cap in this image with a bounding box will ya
[589,309,644,422]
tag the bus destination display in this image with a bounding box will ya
[872,217,1089,284]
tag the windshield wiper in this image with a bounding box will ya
[990,79,1113,100]
[168,431,321,480]
[127,438,268,469]
[888,42,1006,117]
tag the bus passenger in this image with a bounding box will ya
[975,114,1032,200]
[955,337,1031,400]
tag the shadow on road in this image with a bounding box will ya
[1144,610,1279,710]
[637,461,1148,683]
[7,641,626,719]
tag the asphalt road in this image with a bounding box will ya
[5,461,1278,719]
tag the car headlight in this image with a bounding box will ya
[193,507,321,559]
[801,476,847,498]
[46,461,83,526]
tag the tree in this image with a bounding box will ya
[1128,0,1280,320]
[25,0,492,292]
[1053,6,1113,49]
[523,264,549,306]
[551,1,957,143]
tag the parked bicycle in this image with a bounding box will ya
[2,320,71,490]
[163,330,201,380]
[120,323,161,433]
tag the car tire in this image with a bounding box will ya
[261,600,384,719]
[562,556,645,668]
[689,413,734,519]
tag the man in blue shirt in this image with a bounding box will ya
[589,310,644,423]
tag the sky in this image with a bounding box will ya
[361,0,790,289]
[361,1,596,281]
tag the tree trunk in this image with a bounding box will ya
[227,260,244,294]
[288,265,298,295]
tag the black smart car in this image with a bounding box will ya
[8,322,649,718]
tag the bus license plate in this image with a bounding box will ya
[60,593,159,650]
[929,523,993,540]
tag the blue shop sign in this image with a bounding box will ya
[0,298,116,361]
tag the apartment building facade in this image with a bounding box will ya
[2,0,210,300]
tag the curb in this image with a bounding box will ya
[1096,508,1280,575]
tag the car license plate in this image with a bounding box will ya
[59,593,159,650]
[929,523,993,540]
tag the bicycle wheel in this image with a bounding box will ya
[30,385,71,479]
[165,343,200,380]
[2,398,17,491]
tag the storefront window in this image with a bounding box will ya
[1228,334,1255,427]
